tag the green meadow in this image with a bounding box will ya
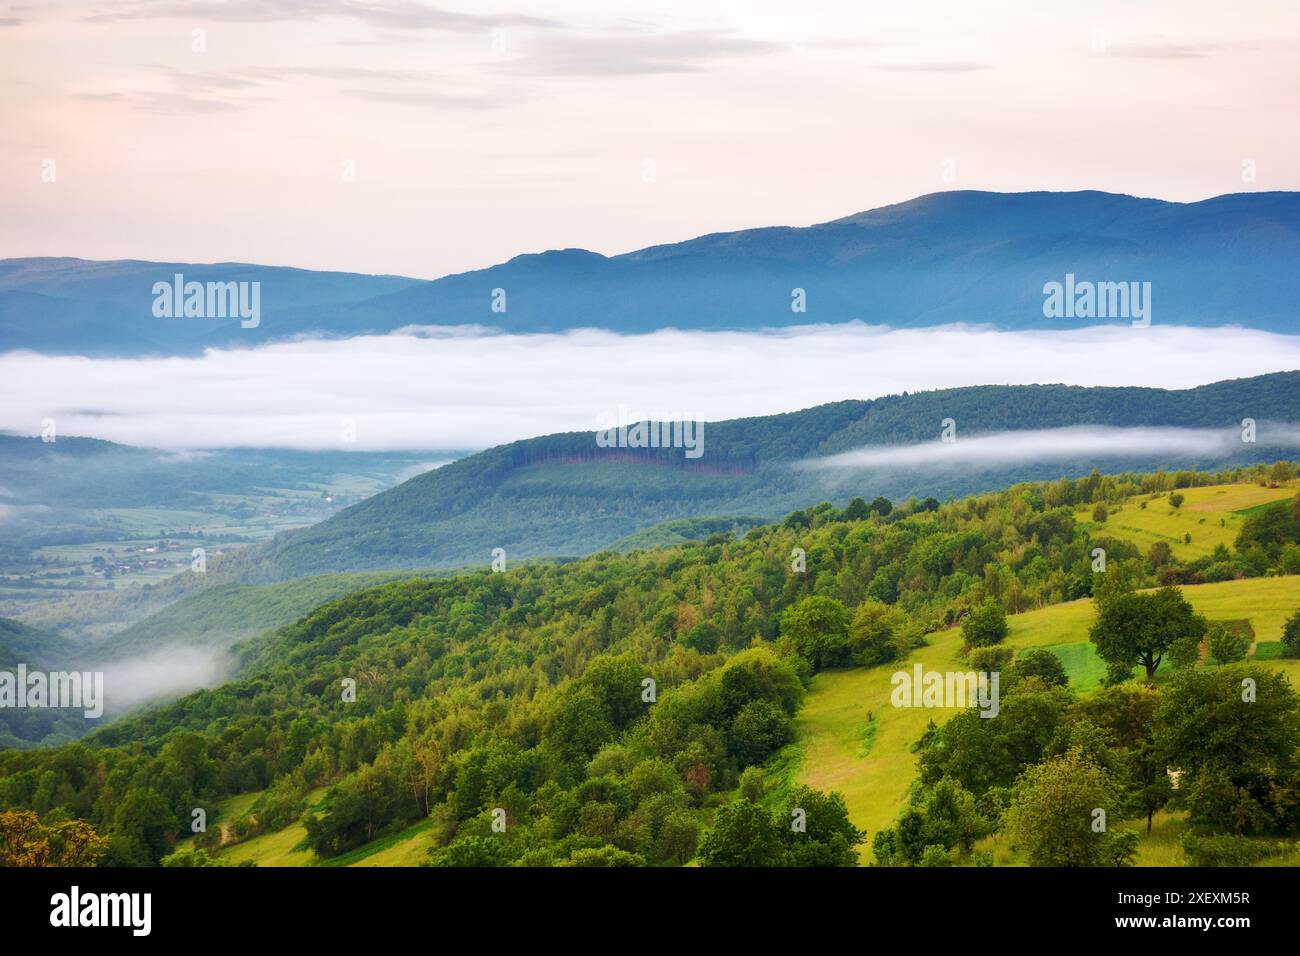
[1078,482,1294,561]
[793,574,1300,865]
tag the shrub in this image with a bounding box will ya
[847,600,908,667]
[1179,833,1289,867]
[729,700,794,767]
[1004,749,1137,867]
[738,767,766,803]
[1206,626,1248,665]
[1014,649,1068,687]
[779,596,850,671]
[683,621,720,653]
[562,846,646,867]
[433,835,509,867]
[696,799,785,867]
[918,844,952,867]
[870,828,899,866]
[1282,609,1300,660]
[160,847,224,867]
[970,645,1014,672]
[1201,561,1239,583]
[781,786,864,867]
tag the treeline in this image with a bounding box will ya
[0,463,1297,866]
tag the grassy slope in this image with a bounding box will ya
[174,788,326,866]
[218,822,317,867]
[325,819,438,867]
[1080,482,1294,561]
[793,575,1300,865]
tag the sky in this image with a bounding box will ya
[2,0,1299,278]
[5,323,1300,450]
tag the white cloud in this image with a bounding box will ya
[0,502,50,522]
[97,646,234,716]
[803,425,1300,472]
[394,459,456,482]
[6,2,1300,278]
[1,323,1298,451]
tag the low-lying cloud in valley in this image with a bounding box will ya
[96,646,234,717]
[2,323,1300,451]
[803,425,1300,471]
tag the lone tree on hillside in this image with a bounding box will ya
[1147,541,1172,567]
[961,598,1008,648]
[1089,586,1206,681]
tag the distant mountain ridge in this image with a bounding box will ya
[3,190,1299,355]
[0,258,421,355]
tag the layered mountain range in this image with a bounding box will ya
[5,190,1298,356]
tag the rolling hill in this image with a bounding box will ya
[242,372,1300,579]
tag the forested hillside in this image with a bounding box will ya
[240,373,1300,578]
[0,618,86,749]
[2,461,1297,867]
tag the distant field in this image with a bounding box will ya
[1080,482,1295,561]
[0,449,449,622]
[793,575,1300,865]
